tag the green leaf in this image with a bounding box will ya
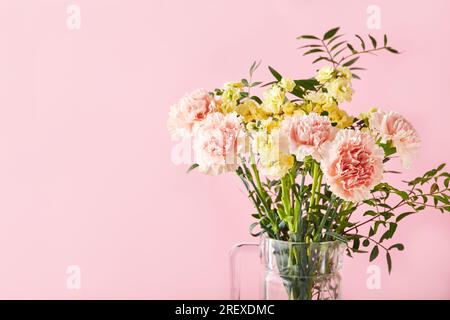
[369,34,377,48]
[261,81,277,88]
[355,34,366,50]
[297,34,319,40]
[386,47,400,54]
[370,245,379,262]
[383,34,388,46]
[352,237,360,251]
[396,212,415,222]
[249,60,261,77]
[430,183,439,194]
[249,222,261,237]
[312,56,328,64]
[250,96,263,104]
[363,210,378,217]
[380,223,397,242]
[268,66,282,81]
[303,48,324,55]
[333,47,347,58]
[294,79,319,90]
[323,27,340,40]
[327,34,344,45]
[386,251,392,273]
[342,57,360,67]
[297,44,322,49]
[187,163,199,173]
[389,243,405,251]
[330,41,347,52]
[362,239,370,247]
[380,140,397,157]
[325,231,348,243]
[346,43,357,54]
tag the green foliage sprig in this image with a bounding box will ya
[297,27,400,79]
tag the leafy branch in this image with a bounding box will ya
[344,163,450,272]
[297,27,401,79]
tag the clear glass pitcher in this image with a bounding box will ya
[230,236,346,300]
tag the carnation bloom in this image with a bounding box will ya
[369,111,420,168]
[281,113,337,161]
[321,130,384,202]
[168,88,213,139]
[193,112,245,175]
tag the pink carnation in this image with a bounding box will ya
[168,88,214,139]
[321,130,384,202]
[193,112,245,175]
[369,111,420,169]
[281,113,337,161]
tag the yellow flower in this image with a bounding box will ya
[316,65,335,84]
[218,82,243,113]
[359,107,378,122]
[325,78,353,103]
[304,91,337,112]
[293,108,307,116]
[260,117,280,133]
[279,78,296,92]
[253,130,294,179]
[282,101,297,115]
[223,82,244,90]
[235,99,267,123]
[262,152,294,180]
[329,108,354,128]
[336,66,352,80]
[262,85,286,114]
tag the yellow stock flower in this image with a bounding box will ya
[316,65,335,84]
[325,78,353,103]
[253,130,294,179]
[216,82,243,114]
[359,107,378,122]
[235,99,267,123]
[336,66,352,80]
[260,117,281,133]
[279,78,296,92]
[262,85,286,114]
[329,108,354,128]
[282,101,298,115]
[304,91,337,112]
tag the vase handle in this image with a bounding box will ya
[229,242,259,300]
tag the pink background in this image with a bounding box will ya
[0,0,449,299]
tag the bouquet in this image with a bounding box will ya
[168,27,450,299]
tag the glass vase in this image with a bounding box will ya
[230,236,345,300]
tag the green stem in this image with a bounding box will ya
[251,163,265,198]
[314,196,337,242]
[281,175,293,230]
[308,162,320,214]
